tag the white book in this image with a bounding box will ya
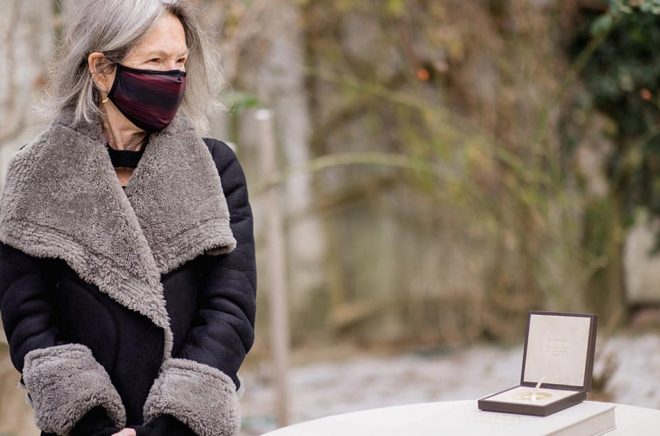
[450,401,615,436]
[262,401,616,436]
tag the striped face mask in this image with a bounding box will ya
[107,63,187,132]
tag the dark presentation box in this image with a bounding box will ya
[478,311,598,417]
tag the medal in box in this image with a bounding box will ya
[478,311,598,416]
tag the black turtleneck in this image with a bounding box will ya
[106,136,148,169]
[106,147,145,169]
[106,137,148,190]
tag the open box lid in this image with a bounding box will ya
[520,311,598,392]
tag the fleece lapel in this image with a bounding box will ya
[0,107,235,359]
[124,110,236,274]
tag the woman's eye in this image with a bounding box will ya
[148,58,160,63]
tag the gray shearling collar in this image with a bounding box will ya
[0,106,236,360]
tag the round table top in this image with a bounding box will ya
[262,400,660,435]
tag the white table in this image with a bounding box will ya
[262,400,660,435]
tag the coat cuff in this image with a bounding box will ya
[143,358,240,436]
[22,343,126,434]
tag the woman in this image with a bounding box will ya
[0,1,256,435]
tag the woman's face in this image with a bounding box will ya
[90,12,188,94]
[122,12,189,72]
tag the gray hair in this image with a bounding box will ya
[46,0,223,132]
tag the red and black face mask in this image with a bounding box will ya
[107,63,187,133]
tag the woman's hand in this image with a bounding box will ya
[112,429,137,436]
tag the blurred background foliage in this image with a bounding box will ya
[564,0,660,323]
[570,1,660,230]
[249,0,660,346]
[1,0,660,433]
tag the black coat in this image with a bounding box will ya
[0,108,256,436]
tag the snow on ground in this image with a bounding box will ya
[598,334,660,407]
[238,333,660,435]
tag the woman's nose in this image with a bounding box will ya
[164,60,178,71]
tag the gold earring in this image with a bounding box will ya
[93,75,109,103]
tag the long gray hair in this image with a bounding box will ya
[46,0,223,132]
